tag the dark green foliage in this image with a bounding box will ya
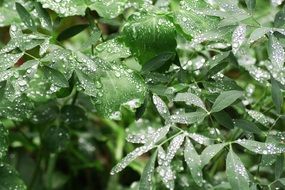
[0,0,284,190]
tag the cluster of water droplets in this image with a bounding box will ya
[237,139,285,155]
[153,94,170,120]
[0,163,27,190]
[0,125,8,159]
[232,25,246,55]
[188,133,213,145]
[237,50,270,84]
[178,0,218,37]
[96,39,131,61]
[174,92,207,111]
[40,0,85,16]
[246,109,274,127]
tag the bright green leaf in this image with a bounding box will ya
[211,90,243,113]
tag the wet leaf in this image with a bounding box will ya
[226,149,250,190]
[211,90,243,113]
[184,138,203,186]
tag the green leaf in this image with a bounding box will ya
[152,94,170,123]
[60,105,86,126]
[211,90,243,113]
[245,0,256,12]
[184,138,203,186]
[188,133,213,145]
[275,8,285,28]
[236,139,285,154]
[213,111,234,129]
[111,144,155,175]
[15,2,36,31]
[170,111,207,125]
[206,51,231,77]
[111,125,170,174]
[246,109,274,127]
[234,119,263,135]
[26,69,56,102]
[226,149,250,190]
[174,92,207,111]
[37,0,128,18]
[31,101,59,124]
[164,134,185,165]
[275,154,284,179]
[139,150,157,190]
[201,143,226,166]
[190,26,235,47]
[34,2,52,29]
[123,12,176,64]
[232,25,247,55]
[42,66,69,88]
[89,0,128,19]
[0,163,27,190]
[268,34,285,70]
[36,0,87,17]
[175,0,219,37]
[92,62,147,119]
[271,78,283,114]
[0,0,20,27]
[248,27,271,44]
[0,124,8,159]
[57,24,89,41]
[261,132,285,166]
[0,52,24,71]
[0,95,34,121]
[42,125,70,153]
[96,38,131,62]
[142,52,175,73]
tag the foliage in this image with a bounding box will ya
[0,0,285,189]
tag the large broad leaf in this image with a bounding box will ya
[96,38,131,62]
[91,61,147,119]
[236,139,285,155]
[0,95,34,121]
[122,12,176,65]
[43,47,146,119]
[175,0,219,38]
[0,124,8,159]
[139,150,157,190]
[184,138,203,186]
[0,163,27,190]
[211,90,243,113]
[226,149,250,190]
